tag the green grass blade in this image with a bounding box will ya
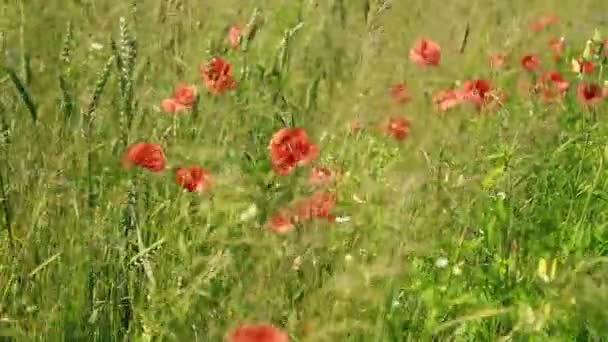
[1,66,37,124]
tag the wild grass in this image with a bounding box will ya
[2,0,608,340]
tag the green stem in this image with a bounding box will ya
[19,0,29,84]
[0,166,13,250]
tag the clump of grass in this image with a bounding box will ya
[2,0,608,341]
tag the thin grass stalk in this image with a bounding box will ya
[332,0,347,28]
[18,0,30,84]
[0,101,12,250]
[59,75,75,129]
[0,163,13,250]
[2,67,37,125]
[273,22,304,76]
[270,22,304,111]
[118,181,139,336]
[84,56,114,209]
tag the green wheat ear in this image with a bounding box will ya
[59,21,74,65]
[58,22,76,127]
[241,7,261,52]
[85,56,115,120]
[117,17,138,147]
[131,0,139,24]
[84,55,114,210]
[273,22,304,76]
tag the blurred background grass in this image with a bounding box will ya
[2,0,608,340]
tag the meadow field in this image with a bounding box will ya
[2,0,608,340]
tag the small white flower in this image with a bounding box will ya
[292,256,302,271]
[435,257,449,268]
[352,194,366,204]
[90,42,104,50]
[239,204,258,222]
[496,191,507,200]
[344,254,353,263]
[335,216,351,224]
[452,265,462,275]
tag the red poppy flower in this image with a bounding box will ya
[161,99,187,113]
[390,83,411,104]
[488,53,507,69]
[309,166,335,186]
[292,191,336,222]
[409,38,441,67]
[461,79,506,110]
[268,128,319,176]
[173,83,197,106]
[461,79,492,107]
[225,323,289,342]
[530,14,560,32]
[536,70,569,101]
[521,54,541,71]
[228,25,242,49]
[433,88,463,111]
[603,40,608,56]
[122,143,166,173]
[267,211,295,235]
[161,84,197,113]
[199,57,238,94]
[379,116,410,141]
[175,165,210,192]
[548,38,565,61]
[576,82,604,107]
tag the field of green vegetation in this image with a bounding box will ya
[2,0,608,340]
